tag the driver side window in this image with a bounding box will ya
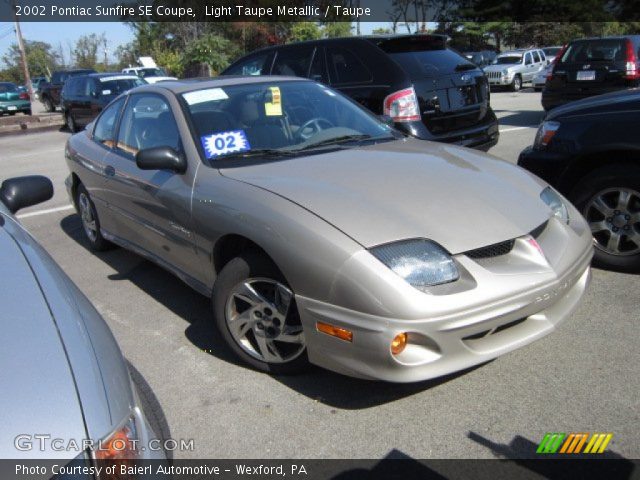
[116,94,180,157]
[93,97,125,148]
[525,53,533,65]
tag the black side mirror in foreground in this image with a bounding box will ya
[136,147,187,174]
[0,175,53,214]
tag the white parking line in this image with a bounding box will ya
[17,204,74,219]
[499,126,538,133]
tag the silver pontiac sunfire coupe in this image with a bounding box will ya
[65,76,593,382]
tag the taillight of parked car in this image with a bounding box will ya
[383,87,420,122]
[19,92,29,100]
[624,39,639,80]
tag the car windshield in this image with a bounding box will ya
[560,39,626,63]
[99,77,145,95]
[494,55,522,65]
[182,81,396,162]
[0,83,17,93]
[543,47,561,57]
[139,68,167,78]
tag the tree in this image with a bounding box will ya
[74,33,106,69]
[289,22,322,42]
[323,22,352,38]
[1,40,59,83]
[184,33,238,76]
[372,27,393,35]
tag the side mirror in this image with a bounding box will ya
[0,175,53,214]
[378,114,395,127]
[135,147,186,174]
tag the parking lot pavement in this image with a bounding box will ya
[2,90,639,460]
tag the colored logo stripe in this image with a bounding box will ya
[538,433,613,454]
[537,433,566,453]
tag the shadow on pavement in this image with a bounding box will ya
[493,109,544,128]
[60,213,486,409]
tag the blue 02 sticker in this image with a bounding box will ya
[201,130,250,158]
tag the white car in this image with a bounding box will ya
[121,66,177,84]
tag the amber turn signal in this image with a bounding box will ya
[391,333,408,355]
[316,321,353,342]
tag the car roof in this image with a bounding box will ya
[132,75,308,95]
[85,72,138,79]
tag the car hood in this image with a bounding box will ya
[220,139,550,253]
[0,226,86,459]
[546,88,640,120]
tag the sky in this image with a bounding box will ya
[0,22,404,67]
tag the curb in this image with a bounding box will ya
[0,119,65,138]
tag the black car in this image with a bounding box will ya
[39,69,96,112]
[519,89,640,272]
[61,73,145,132]
[542,36,640,111]
[222,35,499,151]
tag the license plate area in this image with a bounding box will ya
[448,86,478,109]
[7,106,17,111]
[576,70,596,81]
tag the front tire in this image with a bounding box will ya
[212,251,309,374]
[510,75,522,92]
[570,165,640,272]
[76,184,113,251]
[66,112,77,133]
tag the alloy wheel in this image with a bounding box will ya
[585,187,640,256]
[225,278,305,364]
[78,192,98,243]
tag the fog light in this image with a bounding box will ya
[391,333,408,355]
[316,321,353,342]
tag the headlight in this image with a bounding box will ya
[540,187,569,224]
[502,69,508,75]
[534,120,560,148]
[371,239,459,289]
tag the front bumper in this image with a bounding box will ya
[518,145,571,187]
[297,217,593,383]
[487,74,514,86]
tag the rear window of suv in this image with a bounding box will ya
[560,39,626,63]
[376,37,474,79]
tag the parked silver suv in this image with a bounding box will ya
[484,48,547,91]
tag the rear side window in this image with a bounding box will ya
[0,83,17,93]
[272,46,315,77]
[327,46,372,84]
[561,39,627,63]
[93,97,125,147]
[225,53,272,76]
[384,48,471,79]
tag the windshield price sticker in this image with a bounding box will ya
[264,86,282,116]
[201,130,250,158]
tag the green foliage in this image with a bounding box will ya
[372,27,393,35]
[74,33,106,69]
[184,34,238,75]
[289,22,322,42]
[1,40,60,83]
[323,22,352,38]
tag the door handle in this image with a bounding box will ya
[104,165,115,177]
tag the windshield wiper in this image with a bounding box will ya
[217,148,297,160]
[298,134,374,151]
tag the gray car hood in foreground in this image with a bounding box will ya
[221,139,550,253]
[0,226,86,459]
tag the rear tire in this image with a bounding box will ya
[510,75,522,92]
[76,184,114,251]
[43,97,54,112]
[212,251,309,375]
[570,165,640,273]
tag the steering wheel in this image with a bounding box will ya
[296,117,334,140]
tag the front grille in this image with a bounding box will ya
[486,71,502,80]
[465,239,515,259]
[463,318,527,341]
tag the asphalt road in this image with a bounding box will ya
[2,90,639,461]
